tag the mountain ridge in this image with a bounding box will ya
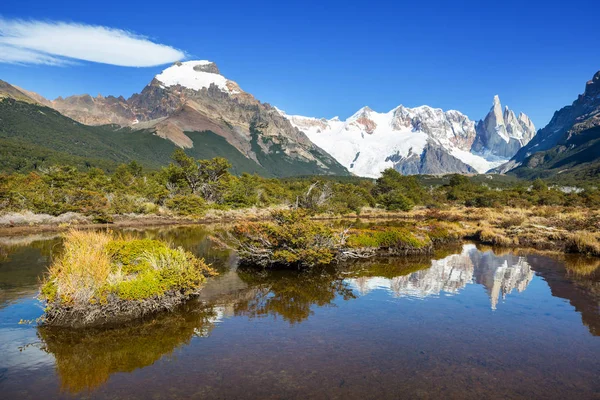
[498,70,600,174]
[0,62,349,177]
[282,97,534,178]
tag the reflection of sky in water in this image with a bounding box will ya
[345,244,535,309]
[0,300,54,373]
[0,229,598,399]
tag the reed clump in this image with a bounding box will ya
[39,230,216,326]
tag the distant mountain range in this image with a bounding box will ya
[281,96,536,177]
[0,61,348,177]
[1,62,599,180]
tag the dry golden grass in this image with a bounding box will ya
[475,227,517,247]
[354,206,599,257]
[567,231,600,256]
[40,229,216,326]
[46,230,112,305]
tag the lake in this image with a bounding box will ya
[0,226,599,399]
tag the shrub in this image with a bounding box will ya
[229,210,340,268]
[39,230,216,325]
[380,191,414,211]
[165,195,206,216]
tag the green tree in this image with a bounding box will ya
[168,150,232,203]
[380,191,414,211]
[171,149,202,195]
[375,168,427,205]
[197,157,232,202]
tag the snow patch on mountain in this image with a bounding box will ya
[449,148,506,173]
[285,110,429,178]
[281,105,505,178]
[155,60,233,93]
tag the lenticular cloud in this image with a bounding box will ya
[0,18,186,67]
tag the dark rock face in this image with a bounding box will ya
[128,79,187,121]
[193,62,220,74]
[388,143,476,175]
[501,70,600,172]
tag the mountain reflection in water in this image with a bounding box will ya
[1,229,599,398]
[346,244,534,309]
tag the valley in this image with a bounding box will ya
[0,5,599,399]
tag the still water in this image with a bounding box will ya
[0,226,599,399]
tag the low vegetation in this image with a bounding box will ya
[2,150,599,223]
[39,230,216,326]
[229,210,342,268]
[228,210,467,268]
[1,150,598,258]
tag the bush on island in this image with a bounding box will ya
[39,230,216,327]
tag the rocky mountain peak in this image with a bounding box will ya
[499,70,600,173]
[583,70,600,99]
[349,106,376,133]
[472,96,536,159]
[490,94,505,126]
[350,106,373,119]
[499,70,600,177]
[517,112,535,132]
[154,60,234,94]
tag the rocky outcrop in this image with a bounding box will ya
[51,94,137,126]
[387,143,476,175]
[0,80,49,105]
[471,95,536,159]
[22,61,348,176]
[392,106,477,150]
[499,70,600,173]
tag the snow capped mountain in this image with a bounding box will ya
[283,104,499,177]
[282,96,535,178]
[154,60,241,94]
[29,60,349,177]
[471,95,536,159]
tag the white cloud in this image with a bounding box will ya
[0,18,186,67]
[0,44,73,66]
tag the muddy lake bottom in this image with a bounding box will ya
[0,225,599,399]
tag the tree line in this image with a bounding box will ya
[1,150,599,220]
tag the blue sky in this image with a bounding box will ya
[1,0,599,128]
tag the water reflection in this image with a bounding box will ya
[0,235,60,308]
[1,228,599,397]
[346,244,535,309]
[233,268,356,324]
[37,305,221,394]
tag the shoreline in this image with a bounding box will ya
[0,208,414,237]
[1,206,598,257]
